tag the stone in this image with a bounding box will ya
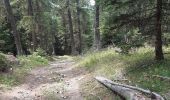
[5,54,19,66]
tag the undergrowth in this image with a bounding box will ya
[77,47,170,99]
[0,52,49,87]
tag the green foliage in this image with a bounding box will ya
[77,49,117,69]
[0,54,48,86]
[1,0,95,55]
[99,0,170,58]
[32,48,55,61]
[18,16,34,34]
[34,48,47,57]
[0,75,17,86]
[77,47,170,94]
[126,47,170,93]
[18,54,48,68]
[102,29,145,54]
[0,22,15,54]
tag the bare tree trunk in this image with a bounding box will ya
[82,14,87,34]
[27,0,33,16]
[95,77,165,100]
[60,11,70,54]
[3,0,23,55]
[66,0,76,55]
[59,10,68,54]
[94,2,101,50]
[35,0,42,49]
[27,0,36,52]
[76,0,82,54]
[155,0,164,60]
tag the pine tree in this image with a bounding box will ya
[3,0,23,55]
[99,0,170,60]
[94,0,101,50]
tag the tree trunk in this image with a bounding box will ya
[27,0,33,16]
[60,11,70,54]
[3,0,23,55]
[76,0,82,54]
[94,2,101,50]
[95,77,165,100]
[67,0,76,55]
[35,0,41,49]
[155,0,164,60]
[27,0,36,52]
[82,13,87,35]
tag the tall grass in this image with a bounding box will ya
[77,49,117,68]
[77,47,170,95]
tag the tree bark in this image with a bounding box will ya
[82,13,87,35]
[76,0,82,54]
[3,0,23,55]
[94,2,101,50]
[95,77,165,100]
[27,0,33,16]
[35,0,42,49]
[155,0,164,60]
[60,11,70,54]
[27,0,36,52]
[67,0,76,55]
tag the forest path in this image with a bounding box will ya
[0,57,86,100]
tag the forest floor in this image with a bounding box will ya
[1,47,170,100]
[0,57,87,100]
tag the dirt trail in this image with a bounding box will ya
[0,57,86,100]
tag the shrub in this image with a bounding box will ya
[18,54,48,68]
[34,48,47,57]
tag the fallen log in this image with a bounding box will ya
[113,79,128,81]
[95,76,165,100]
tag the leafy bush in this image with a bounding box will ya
[102,29,145,54]
[34,48,47,57]
[18,54,48,68]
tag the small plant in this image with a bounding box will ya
[18,54,48,68]
[34,48,47,57]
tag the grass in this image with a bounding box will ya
[0,53,49,87]
[76,49,119,76]
[76,47,170,99]
[124,47,170,93]
[42,81,67,100]
[43,89,60,100]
